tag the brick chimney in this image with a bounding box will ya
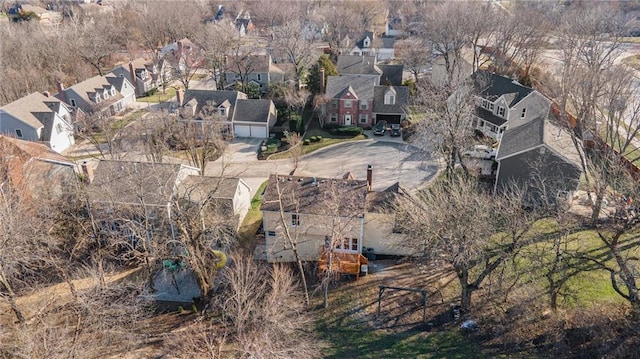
[81,161,94,183]
[128,62,138,96]
[366,164,373,192]
[319,68,325,94]
[176,88,184,107]
[56,82,67,104]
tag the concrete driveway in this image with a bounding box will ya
[206,138,441,197]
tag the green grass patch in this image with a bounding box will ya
[268,135,366,160]
[237,180,268,241]
[111,109,146,130]
[136,87,177,103]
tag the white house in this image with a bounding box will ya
[0,92,75,153]
[55,74,136,115]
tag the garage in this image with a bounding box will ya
[234,123,268,138]
[375,114,402,125]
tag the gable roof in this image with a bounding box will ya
[476,107,507,127]
[182,90,247,121]
[470,70,534,108]
[366,182,404,213]
[234,99,275,123]
[225,54,284,74]
[56,74,127,111]
[88,160,199,206]
[355,31,396,50]
[325,75,376,100]
[1,92,67,132]
[179,176,244,201]
[372,86,409,114]
[337,55,382,76]
[378,64,404,86]
[261,174,368,217]
[497,114,582,168]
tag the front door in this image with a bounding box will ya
[344,114,352,126]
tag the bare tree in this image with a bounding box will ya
[198,21,239,90]
[272,19,319,89]
[285,131,304,172]
[72,15,127,76]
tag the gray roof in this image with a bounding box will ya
[497,114,582,168]
[326,75,376,99]
[225,54,284,74]
[179,176,242,201]
[366,182,404,214]
[182,90,246,121]
[372,86,409,114]
[355,32,396,50]
[1,92,64,131]
[261,174,368,217]
[471,70,533,108]
[378,64,404,86]
[57,74,125,111]
[234,99,275,123]
[88,160,197,206]
[337,55,382,75]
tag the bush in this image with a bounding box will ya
[332,126,364,137]
[266,144,278,153]
[289,113,303,133]
[266,138,281,146]
[309,136,318,142]
[303,139,311,145]
[316,135,323,141]
[144,88,158,97]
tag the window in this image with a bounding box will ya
[219,108,227,116]
[335,237,359,252]
[257,73,262,81]
[267,231,276,237]
[498,106,505,117]
[344,99,352,108]
[482,99,488,109]
[489,103,494,111]
[360,102,367,110]
[110,88,116,96]
[384,90,396,105]
[56,123,63,135]
[70,99,76,107]
[521,108,526,119]
[351,237,358,251]
[15,129,23,138]
[291,214,300,226]
[359,114,368,123]
[330,114,337,122]
[332,100,338,109]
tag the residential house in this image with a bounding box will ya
[0,92,75,153]
[178,175,252,230]
[261,168,410,274]
[224,54,285,94]
[336,55,404,86]
[0,135,77,203]
[235,10,255,37]
[430,53,473,87]
[324,75,376,127]
[372,86,409,125]
[179,89,277,138]
[110,58,160,97]
[469,70,552,140]
[55,74,135,116]
[495,113,583,204]
[348,31,396,61]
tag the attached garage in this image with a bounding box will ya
[234,123,268,138]
[375,114,402,125]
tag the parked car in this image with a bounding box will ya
[373,121,386,136]
[462,144,497,160]
[390,123,401,137]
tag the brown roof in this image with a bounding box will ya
[365,182,404,214]
[1,92,65,130]
[261,174,368,217]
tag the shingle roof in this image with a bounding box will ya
[1,92,64,131]
[378,64,404,86]
[88,160,197,206]
[337,55,382,75]
[225,54,283,74]
[497,114,582,168]
[471,70,533,107]
[57,74,125,111]
[355,32,396,50]
[234,99,274,123]
[179,176,242,201]
[182,90,246,121]
[372,86,409,114]
[476,107,507,127]
[261,174,368,217]
[365,182,404,214]
[325,76,376,99]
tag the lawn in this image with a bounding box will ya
[268,133,366,160]
[136,87,177,103]
[237,180,268,242]
[112,109,146,129]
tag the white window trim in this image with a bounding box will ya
[15,129,23,138]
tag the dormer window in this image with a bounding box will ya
[384,89,396,105]
[521,108,526,119]
[110,88,116,96]
[103,90,109,100]
[70,99,76,107]
[363,37,370,47]
[219,108,227,116]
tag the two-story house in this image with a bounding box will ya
[348,31,396,61]
[224,54,285,94]
[55,74,136,116]
[0,92,75,153]
[110,58,159,98]
[179,89,277,138]
[470,71,552,140]
[336,55,404,86]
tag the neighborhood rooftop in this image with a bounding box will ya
[471,70,534,107]
[1,92,65,131]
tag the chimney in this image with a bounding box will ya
[56,82,67,104]
[319,68,325,94]
[366,164,373,192]
[128,62,138,96]
[176,88,184,107]
[42,91,50,97]
[81,161,94,183]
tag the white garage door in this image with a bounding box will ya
[234,124,267,138]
